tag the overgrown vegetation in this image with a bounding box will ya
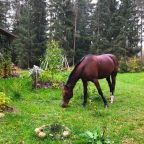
[81,128,112,144]
[40,40,63,72]
[0,54,12,78]
[119,57,144,73]
[0,92,10,112]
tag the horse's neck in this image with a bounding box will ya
[66,71,79,89]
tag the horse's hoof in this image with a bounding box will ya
[61,103,68,108]
[110,95,114,103]
[82,103,86,108]
[104,104,108,108]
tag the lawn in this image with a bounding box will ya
[0,72,144,144]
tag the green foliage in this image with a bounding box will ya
[91,0,139,57]
[13,3,34,68]
[0,54,12,78]
[0,92,10,111]
[29,0,47,65]
[39,71,65,83]
[13,0,47,68]
[127,57,143,72]
[48,0,74,62]
[82,128,112,144]
[75,0,94,62]
[119,58,128,73]
[119,57,143,73]
[40,40,63,72]
[39,70,65,89]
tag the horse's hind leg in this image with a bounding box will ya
[82,79,88,107]
[93,79,108,108]
[110,73,117,103]
[106,76,113,103]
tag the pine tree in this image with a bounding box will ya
[30,0,47,66]
[47,0,74,64]
[135,0,144,58]
[0,0,12,55]
[13,2,34,68]
[91,0,118,54]
[91,0,139,58]
[117,0,140,57]
[75,0,95,62]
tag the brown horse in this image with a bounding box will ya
[62,54,119,108]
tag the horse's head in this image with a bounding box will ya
[61,85,73,108]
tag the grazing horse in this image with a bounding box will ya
[62,54,119,108]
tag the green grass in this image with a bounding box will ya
[0,72,144,144]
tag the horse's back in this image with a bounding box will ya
[79,54,118,80]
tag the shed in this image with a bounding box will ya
[0,28,16,54]
[0,28,16,40]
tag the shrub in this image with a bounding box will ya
[127,57,143,72]
[39,71,53,83]
[40,40,63,73]
[0,92,10,111]
[119,57,143,73]
[119,58,128,73]
[81,128,112,144]
[39,71,64,89]
[0,54,12,78]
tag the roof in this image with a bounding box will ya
[0,28,16,40]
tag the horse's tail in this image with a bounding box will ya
[108,54,119,71]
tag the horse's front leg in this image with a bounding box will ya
[82,79,88,107]
[93,79,108,108]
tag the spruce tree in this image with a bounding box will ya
[91,0,118,54]
[30,0,47,66]
[75,0,95,62]
[47,0,74,64]
[13,2,34,68]
[117,0,139,57]
[91,0,139,58]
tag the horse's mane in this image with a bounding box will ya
[66,56,85,85]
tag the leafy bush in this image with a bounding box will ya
[119,58,128,73]
[119,57,143,73]
[39,71,53,83]
[127,57,143,72]
[39,71,64,89]
[40,40,63,72]
[0,54,12,78]
[81,128,112,144]
[0,92,10,111]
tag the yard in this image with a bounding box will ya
[0,72,144,144]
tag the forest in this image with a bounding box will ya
[0,0,144,68]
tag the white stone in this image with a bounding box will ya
[38,132,46,138]
[63,130,70,138]
[0,113,5,118]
